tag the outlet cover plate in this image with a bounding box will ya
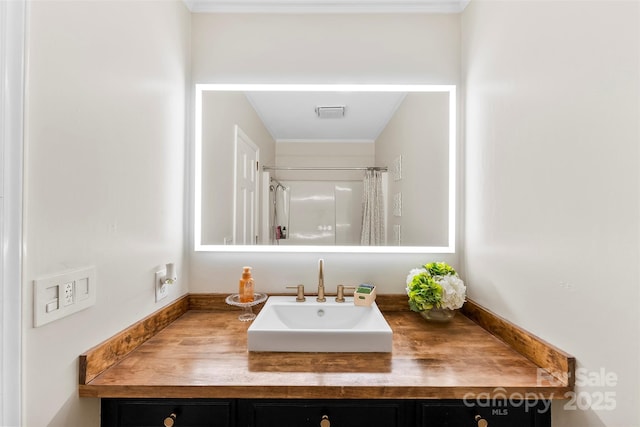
[62,281,74,306]
[155,268,168,302]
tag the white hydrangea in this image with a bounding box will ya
[436,274,466,310]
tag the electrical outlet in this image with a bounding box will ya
[62,281,74,306]
[155,268,168,302]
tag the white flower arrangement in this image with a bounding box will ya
[406,262,466,312]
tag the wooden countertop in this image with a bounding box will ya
[79,295,574,400]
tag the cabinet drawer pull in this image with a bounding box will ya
[320,414,330,427]
[475,415,488,427]
[163,412,177,427]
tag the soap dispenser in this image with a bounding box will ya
[239,266,255,303]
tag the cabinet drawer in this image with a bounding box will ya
[101,398,234,427]
[239,399,409,427]
[418,400,551,427]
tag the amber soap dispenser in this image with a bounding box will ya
[239,266,255,303]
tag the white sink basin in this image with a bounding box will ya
[247,296,393,353]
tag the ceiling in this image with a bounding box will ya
[184,0,469,14]
[244,91,407,142]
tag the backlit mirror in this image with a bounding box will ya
[194,84,456,253]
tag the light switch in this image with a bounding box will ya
[46,299,59,313]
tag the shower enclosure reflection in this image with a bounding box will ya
[264,167,387,246]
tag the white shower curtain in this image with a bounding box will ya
[360,170,385,245]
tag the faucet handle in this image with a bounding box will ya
[286,284,306,302]
[335,284,356,303]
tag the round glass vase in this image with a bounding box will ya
[419,307,456,322]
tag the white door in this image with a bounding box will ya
[233,125,260,245]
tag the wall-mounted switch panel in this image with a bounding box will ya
[33,266,96,327]
[393,192,402,217]
[393,155,402,181]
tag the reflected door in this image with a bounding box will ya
[233,125,259,245]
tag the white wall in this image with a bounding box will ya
[22,1,191,426]
[376,92,449,246]
[275,140,375,181]
[462,1,639,426]
[190,13,462,296]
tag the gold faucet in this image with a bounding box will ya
[316,259,326,302]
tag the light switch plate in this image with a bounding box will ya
[393,193,402,217]
[33,266,96,327]
[393,155,402,181]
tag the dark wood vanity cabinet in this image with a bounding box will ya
[237,399,408,427]
[101,398,551,427]
[418,400,551,427]
[101,399,235,427]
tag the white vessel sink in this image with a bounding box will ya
[247,296,393,352]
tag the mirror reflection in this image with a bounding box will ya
[194,84,456,253]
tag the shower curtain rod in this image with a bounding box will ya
[263,166,388,172]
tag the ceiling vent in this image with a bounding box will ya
[315,106,345,119]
